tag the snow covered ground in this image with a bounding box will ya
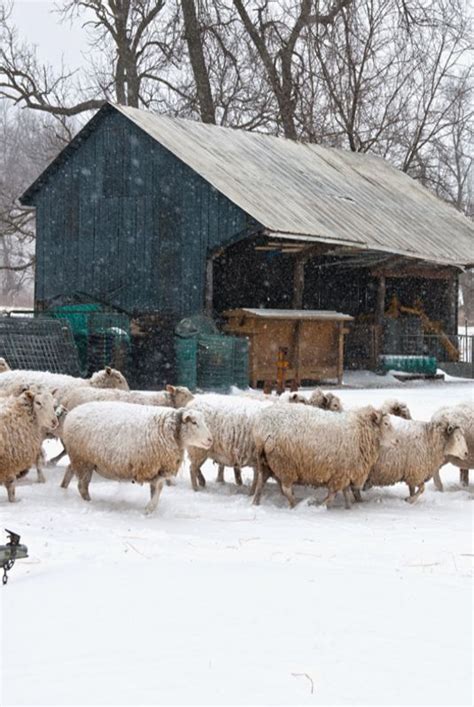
[1,383,473,706]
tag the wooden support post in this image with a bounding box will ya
[375,275,386,325]
[205,256,214,315]
[293,257,305,309]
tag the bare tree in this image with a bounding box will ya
[231,0,351,139]
[0,0,176,115]
[0,100,69,305]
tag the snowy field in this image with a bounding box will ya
[1,382,473,706]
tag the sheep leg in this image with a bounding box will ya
[249,467,258,496]
[77,469,93,501]
[36,451,46,483]
[460,469,469,486]
[351,485,363,502]
[405,482,425,504]
[190,461,206,491]
[343,487,352,509]
[145,478,165,515]
[252,452,270,506]
[216,465,225,483]
[60,465,75,489]
[322,490,337,508]
[281,483,297,509]
[48,446,67,466]
[234,466,243,486]
[5,479,16,502]
[432,468,444,492]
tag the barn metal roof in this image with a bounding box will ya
[114,105,474,267]
[21,102,474,267]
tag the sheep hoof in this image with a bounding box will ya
[37,474,46,484]
[405,495,417,504]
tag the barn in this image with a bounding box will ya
[20,102,474,387]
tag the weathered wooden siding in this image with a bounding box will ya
[34,109,257,316]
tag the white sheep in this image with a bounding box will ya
[186,393,273,491]
[60,383,193,413]
[252,404,396,508]
[308,389,344,412]
[0,357,11,373]
[0,366,129,399]
[62,401,212,513]
[0,388,58,501]
[430,402,473,489]
[58,385,194,488]
[365,415,468,502]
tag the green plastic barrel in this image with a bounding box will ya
[231,337,249,389]
[175,337,197,391]
[379,355,437,375]
[197,335,234,391]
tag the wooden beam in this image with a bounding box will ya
[293,257,305,309]
[375,275,386,325]
[205,257,213,315]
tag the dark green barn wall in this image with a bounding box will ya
[33,108,257,317]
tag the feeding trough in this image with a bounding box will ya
[0,529,28,585]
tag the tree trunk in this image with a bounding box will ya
[181,0,216,123]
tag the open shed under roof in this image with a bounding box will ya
[21,102,474,268]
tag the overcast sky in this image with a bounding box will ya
[11,0,89,69]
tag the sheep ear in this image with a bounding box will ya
[392,404,401,414]
[24,390,35,403]
[166,384,176,394]
[447,424,456,435]
[371,410,382,425]
[51,387,59,397]
[105,366,112,374]
[181,410,192,423]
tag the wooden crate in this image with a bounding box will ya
[223,308,353,387]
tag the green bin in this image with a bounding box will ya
[379,355,437,376]
[175,337,198,391]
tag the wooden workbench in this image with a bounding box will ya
[223,308,353,387]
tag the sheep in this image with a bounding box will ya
[430,403,474,489]
[0,382,55,483]
[0,388,59,502]
[308,389,343,412]
[57,385,194,488]
[380,399,412,420]
[186,394,273,491]
[0,366,129,399]
[252,404,396,509]
[213,390,314,485]
[364,416,468,503]
[60,384,193,415]
[62,401,212,514]
[0,357,10,373]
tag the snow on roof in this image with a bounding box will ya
[225,308,354,321]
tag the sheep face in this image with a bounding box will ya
[22,389,59,431]
[384,399,412,420]
[368,409,398,448]
[309,390,342,411]
[440,424,468,460]
[180,409,212,449]
[279,391,308,404]
[0,357,10,373]
[166,384,194,407]
[326,393,343,412]
[90,367,129,390]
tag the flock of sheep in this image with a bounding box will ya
[0,355,472,514]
